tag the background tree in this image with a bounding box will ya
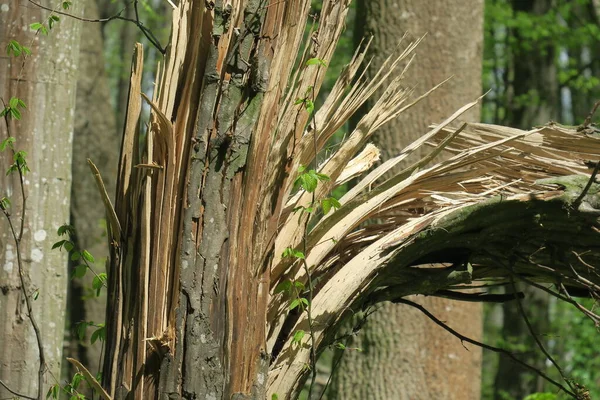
[330,1,484,398]
[0,1,83,398]
[66,0,120,380]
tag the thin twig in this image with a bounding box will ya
[572,160,600,209]
[27,0,166,54]
[0,378,37,400]
[580,99,600,130]
[1,106,45,400]
[507,274,575,394]
[392,298,578,398]
[1,211,46,400]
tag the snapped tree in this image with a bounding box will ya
[1,1,599,400]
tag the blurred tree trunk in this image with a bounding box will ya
[0,1,83,397]
[66,0,120,380]
[493,0,557,398]
[505,0,558,129]
[330,1,484,399]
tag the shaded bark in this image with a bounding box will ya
[0,1,83,397]
[330,1,484,399]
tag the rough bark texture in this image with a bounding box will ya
[330,1,484,399]
[0,1,82,397]
[66,0,119,379]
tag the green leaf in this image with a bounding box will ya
[76,322,87,341]
[9,107,21,120]
[93,273,107,296]
[321,198,332,215]
[296,171,318,192]
[33,289,39,300]
[62,1,72,9]
[82,249,95,263]
[91,325,105,344]
[57,224,75,236]
[289,298,300,310]
[272,395,279,400]
[30,22,44,31]
[71,372,84,389]
[293,98,305,105]
[72,264,87,279]
[293,281,305,290]
[315,172,330,182]
[63,240,74,252]
[0,197,10,210]
[70,251,81,261]
[46,384,60,399]
[306,57,327,67]
[304,99,314,115]
[292,329,305,344]
[274,280,292,294]
[336,342,346,350]
[321,197,341,215]
[52,240,65,250]
[0,137,15,152]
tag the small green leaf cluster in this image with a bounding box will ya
[294,86,316,115]
[53,224,106,296]
[293,165,341,215]
[292,58,327,115]
[5,40,31,57]
[47,372,87,400]
[31,15,61,36]
[75,321,106,345]
[0,97,27,120]
[0,197,10,211]
[0,136,30,176]
[294,165,330,193]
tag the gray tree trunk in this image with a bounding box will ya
[330,1,484,399]
[0,1,83,397]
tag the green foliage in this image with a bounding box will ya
[482,0,600,125]
[320,196,341,215]
[5,39,31,57]
[0,197,10,211]
[53,224,106,295]
[306,57,327,67]
[1,97,27,120]
[282,247,305,260]
[294,165,330,193]
[292,329,306,345]
[7,150,30,175]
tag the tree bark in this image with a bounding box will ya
[0,1,83,397]
[330,1,484,399]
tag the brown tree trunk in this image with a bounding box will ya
[65,0,120,380]
[330,1,484,399]
[0,1,83,397]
